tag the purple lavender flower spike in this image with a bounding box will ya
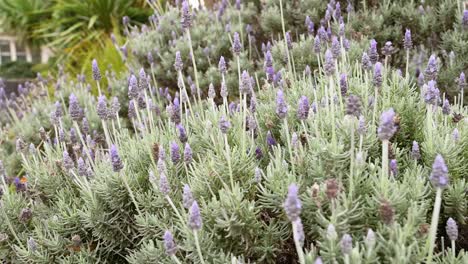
[82,118,90,135]
[170,98,181,124]
[188,201,202,230]
[138,68,148,91]
[97,95,108,120]
[285,31,293,50]
[219,116,231,134]
[291,132,299,149]
[235,0,241,10]
[69,93,82,121]
[170,141,180,163]
[343,38,350,51]
[424,80,440,106]
[361,52,372,71]
[347,1,353,13]
[340,73,348,95]
[340,234,352,255]
[412,141,421,160]
[208,83,216,99]
[357,115,367,135]
[159,172,170,195]
[218,56,227,74]
[58,128,66,142]
[229,102,238,115]
[163,230,177,256]
[458,72,466,91]
[62,151,74,170]
[108,97,120,120]
[174,51,183,72]
[276,90,288,119]
[382,41,394,57]
[463,10,468,29]
[446,218,458,241]
[368,39,379,64]
[324,49,335,76]
[284,184,301,221]
[183,184,194,208]
[232,32,242,56]
[326,26,332,40]
[339,22,345,37]
[264,51,273,69]
[314,257,323,264]
[147,52,154,66]
[390,159,398,177]
[55,101,63,118]
[429,154,449,189]
[110,144,124,172]
[424,55,438,81]
[77,157,88,177]
[414,71,423,86]
[176,124,188,143]
[452,128,459,141]
[92,59,101,81]
[220,80,228,98]
[318,26,327,42]
[297,96,310,120]
[442,99,451,115]
[335,2,341,19]
[184,143,193,164]
[307,21,315,35]
[266,131,276,147]
[373,62,383,88]
[240,70,252,94]
[377,108,396,141]
[128,74,139,99]
[404,29,412,50]
[122,16,130,26]
[181,0,192,29]
[128,100,136,119]
[346,95,362,117]
[305,15,312,27]
[331,36,340,59]
[325,9,331,23]
[314,35,321,54]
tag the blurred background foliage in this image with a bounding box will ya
[0,0,158,76]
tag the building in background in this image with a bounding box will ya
[0,33,51,65]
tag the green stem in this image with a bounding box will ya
[381,140,389,195]
[171,255,183,264]
[349,123,355,199]
[406,49,410,78]
[193,231,206,264]
[186,29,202,108]
[451,239,455,258]
[284,118,296,175]
[102,120,112,147]
[292,222,305,264]
[224,134,234,190]
[426,188,442,264]
[165,195,185,224]
[372,87,378,126]
[329,77,337,146]
[279,0,293,75]
[97,81,102,96]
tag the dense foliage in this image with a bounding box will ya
[0,0,467,263]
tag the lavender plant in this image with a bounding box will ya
[0,1,468,263]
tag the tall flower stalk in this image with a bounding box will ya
[284,184,305,264]
[182,1,202,108]
[426,155,449,263]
